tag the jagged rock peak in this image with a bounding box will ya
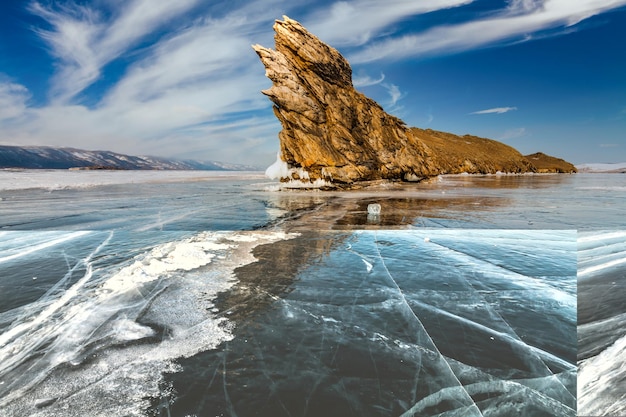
[253,16,441,186]
[253,16,557,187]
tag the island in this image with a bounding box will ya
[253,16,576,187]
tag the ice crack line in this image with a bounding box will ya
[0,231,114,407]
[428,240,574,303]
[0,231,91,264]
[411,299,574,369]
[427,239,575,403]
[0,232,112,351]
[372,232,484,417]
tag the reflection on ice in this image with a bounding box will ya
[159,230,576,417]
[1,172,624,230]
[267,173,625,231]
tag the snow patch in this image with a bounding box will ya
[404,173,423,182]
[265,153,291,180]
[577,162,626,173]
[265,152,329,187]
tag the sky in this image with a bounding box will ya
[0,0,625,167]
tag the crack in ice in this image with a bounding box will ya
[426,238,576,405]
[372,232,484,417]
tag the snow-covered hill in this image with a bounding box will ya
[0,145,258,171]
[576,162,626,173]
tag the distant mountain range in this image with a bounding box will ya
[576,162,626,173]
[0,145,260,171]
[3,144,622,174]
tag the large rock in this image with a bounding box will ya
[253,16,569,186]
[524,152,577,173]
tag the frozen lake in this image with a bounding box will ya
[0,230,576,416]
[0,170,623,416]
[0,170,624,230]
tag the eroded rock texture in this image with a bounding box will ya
[253,16,571,185]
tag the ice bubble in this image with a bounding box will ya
[367,203,381,215]
[35,397,57,408]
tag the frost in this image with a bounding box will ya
[278,178,332,189]
[265,152,291,180]
[265,152,325,186]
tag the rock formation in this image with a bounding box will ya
[524,152,577,173]
[253,16,573,186]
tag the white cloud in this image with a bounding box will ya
[499,127,527,140]
[353,72,385,87]
[349,0,626,63]
[304,0,474,46]
[471,107,518,115]
[5,0,626,166]
[383,83,403,107]
[2,3,284,165]
[103,17,259,104]
[29,0,200,103]
[0,81,30,121]
[508,0,544,14]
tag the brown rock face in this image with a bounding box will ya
[253,16,569,185]
[524,152,577,173]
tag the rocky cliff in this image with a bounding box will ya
[524,152,577,173]
[254,16,572,186]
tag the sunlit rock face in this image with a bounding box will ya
[253,16,440,186]
[524,152,577,173]
[253,17,571,186]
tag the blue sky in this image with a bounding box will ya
[0,0,625,166]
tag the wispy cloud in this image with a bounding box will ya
[4,0,626,166]
[29,0,200,103]
[304,0,473,46]
[4,1,283,165]
[470,106,518,115]
[499,127,527,140]
[353,72,385,87]
[349,0,626,63]
[383,83,403,107]
[0,81,30,122]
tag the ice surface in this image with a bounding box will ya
[265,152,291,180]
[0,171,277,230]
[577,230,626,416]
[578,333,626,416]
[0,169,264,191]
[0,231,90,264]
[1,171,624,230]
[0,230,296,416]
[155,230,576,417]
